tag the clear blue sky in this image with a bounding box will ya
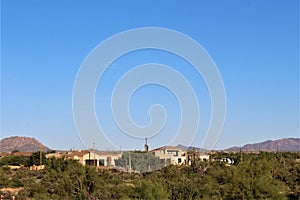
[1,0,299,150]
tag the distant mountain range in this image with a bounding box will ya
[177,138,299,152]
[225,138,299,152]
[0,136,299,153]
[0,136,50,152]
[176,144,207,152]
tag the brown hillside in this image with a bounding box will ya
[226,138,300,152]
[0,136,50,152]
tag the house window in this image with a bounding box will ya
[167,150,178,156]
[85,159,96,166]
[178,158,182,164]
[99,159,105,166]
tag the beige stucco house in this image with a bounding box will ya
[150,146,187,165]
[46,150,122,167]
[67,150,121,167]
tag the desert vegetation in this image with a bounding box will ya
[0,152,299,199]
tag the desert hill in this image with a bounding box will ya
[0,136,50,152]
[225,138,299,152]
